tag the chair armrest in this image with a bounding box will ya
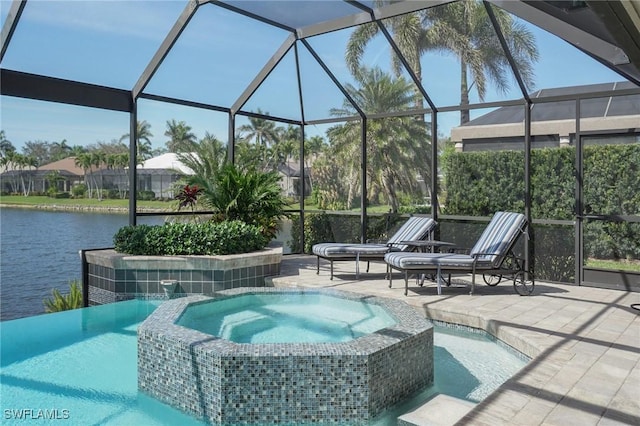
[471,251,502,259]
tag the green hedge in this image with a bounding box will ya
[443,144,640,281]
[444,144,639,219]
[444,149,526,216]
[113,220,268,256]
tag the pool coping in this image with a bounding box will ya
[140,287,432,356]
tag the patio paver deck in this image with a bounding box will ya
[271,255,640,426]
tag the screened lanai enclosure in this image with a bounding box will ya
[1,0,639,291]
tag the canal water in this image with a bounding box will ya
[0,208,163,321]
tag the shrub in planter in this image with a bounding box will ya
[184,163,288,240]
[113,224,152,254]
[113,220,268,256]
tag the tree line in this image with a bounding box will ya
[0,117,329,200]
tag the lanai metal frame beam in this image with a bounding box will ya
[0,0,26,62]
[132,0,203,100]
[490,0,634,78]
[0,69,132,112]
[297,0,453,38]
[231,33,297,115]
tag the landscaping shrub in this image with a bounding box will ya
[105,189,120,199]
[71,184,87,198]
[113,220,268,256]
[186,163,288,240]
[443,149,525,216]
[50,191,70,199]
[137,190,156,201]
[43,280,83,313]
[288,213,334,253]
[113,224,152,255]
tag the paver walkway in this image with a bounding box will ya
[272,255,640,426]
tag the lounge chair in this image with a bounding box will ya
[385,211,534,296]
[312,216,437,280]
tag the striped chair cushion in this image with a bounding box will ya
[384,252,494,269]
[312,243,390,257]
[386,217,436,251]
[469,211,527,267]
[384,212,526,270]
[312,216,436,258]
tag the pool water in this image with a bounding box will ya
[0,300,527,425]
[177,293,397,343]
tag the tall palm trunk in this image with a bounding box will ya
[460,60,470,125]
[84,168,93,198]
[382,171,400,212]
[19,171,27,196]
[304,158,314,194]
[346,167,358,209]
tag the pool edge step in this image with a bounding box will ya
[397,394,477,426]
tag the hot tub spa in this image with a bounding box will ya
[137,288,433,424]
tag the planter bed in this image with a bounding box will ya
[83,246,282,305]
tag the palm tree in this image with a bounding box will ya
[106,152,129,198]
[75,153,94,198]
[2,150,20,192]
[50,139,72,161]
[276,125,299,164]
[69,145,87,157]
[237,109,280,147]
[346,0,538,124]
[178,132,227,188]
[426,0,538,123]
[234,138,267,171]
[120,120,154,160]
[13,153,38,196]
[90,151,106,200]
[197,163,288,240]
[273,125,300,194]
[302,135,326,193]
[164,119,196,153]
[347,14,428,111]
[45,170,65,194]
[326,68,429,211]
[235,111,284,172]
[0,130,16,159]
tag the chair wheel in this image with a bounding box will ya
[483,273,502,286]
[513,271,534,295]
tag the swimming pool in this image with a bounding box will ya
[0,299,527,425]
[176,291,398,343]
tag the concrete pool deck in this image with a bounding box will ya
[271,255,640,426]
